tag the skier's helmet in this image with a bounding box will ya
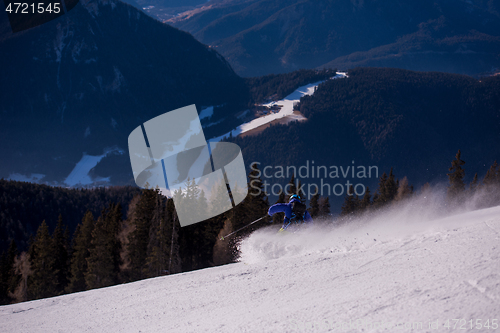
[289,194,301,202]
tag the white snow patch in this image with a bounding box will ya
[64,148,124,186]
[203,118,224,128]
[199,106,214,120]
[8,173,46,183]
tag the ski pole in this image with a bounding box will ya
[219,216,267,241]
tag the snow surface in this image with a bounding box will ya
[211,73,347,142]
[2,197,499,333]
[64,148,123,186]
[7,173,46,183]
[199,106,214,120]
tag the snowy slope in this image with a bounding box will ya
[1,203,499,332]
[211,73,347,142]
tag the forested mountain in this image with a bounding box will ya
[0,180,141,252]
[0,0,248,186]
[168,0,500,77]
[228,68,500,207]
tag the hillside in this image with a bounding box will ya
[168,0,500,77]
[228,68,500,207]
[0,180,141,251]
[2,202,499,332]
[0,0,248,186]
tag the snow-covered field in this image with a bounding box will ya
[64,148,124,186]
[2,199,499,332]
[211,73,347,142]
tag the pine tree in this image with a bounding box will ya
[0,240,19,304]
[385,168,398,202]
[296,180,306,199]
[308,193,320,217]
[144,193,184,276]
[373,172,388,207]
[469,173,479,196]
[243,163,269,228]
[482,161,500,206]
[67,211,95,293]
[10,251,30,303]
[318,197,330,217]
[28,220,57,300]
[213,218,233,265]
[447,150,466,201]
[198,190,208,217]
[483,161,499,186]
[85,203,123,289]
[52,215,70,294]
[341,185,359,216]
[395,177,413,201]
[85,217,114,289]
[360,187,372,211]
[127,189,158,281]
[167,199,181,274]
[105,203,123,279]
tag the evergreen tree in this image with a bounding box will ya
[127,189,158,281]
[385,168,398,202]
[198,190,208,217]
[10,251,30,303]
[469,173,479,196]
[318,197,330,217]
[52,215,70,294]
[167,199,182,274]
[67,211,95,293]
[483,161,499,186]
[482,161,500,206]
[28,220,57,300]
[340,185,359,216]
[447,150,466,201]
[144,194,167,278]
[104,203,123,279]
[0,240,19,304]
[244,163,269,227]
[85,216,115,289]
[360,187,372,211]
[85,203,123,289]
[395,177,413,201]
[213,218,233,265]
[185,179,202,223]
[209,179,232,218]
[373,172,388,207]
[296,180,306,199]
[308,193,320,218]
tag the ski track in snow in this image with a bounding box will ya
[1,202,499,332]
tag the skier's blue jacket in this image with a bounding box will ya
[268,198,313,225]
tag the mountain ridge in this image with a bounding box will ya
[168,0,500,77]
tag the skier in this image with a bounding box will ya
[268,194,313,231]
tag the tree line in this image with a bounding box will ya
[339,150,500,218]
[0,180,141,252]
